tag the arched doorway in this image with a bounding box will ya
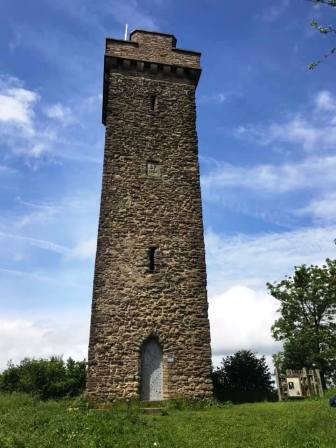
[140,338,163,401]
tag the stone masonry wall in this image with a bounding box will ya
[105,31,200,69]
[87,31,213,400]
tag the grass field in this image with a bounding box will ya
[0,393,335,448]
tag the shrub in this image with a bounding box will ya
[0,356,86,400]
[212,350,276,403]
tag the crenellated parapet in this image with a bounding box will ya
[102,30,201,124]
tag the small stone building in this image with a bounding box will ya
[275,367,323,400]
[86,30,213,401]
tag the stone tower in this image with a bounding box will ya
[87,30,213,401]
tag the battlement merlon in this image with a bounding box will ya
[106,29,201,69]
[102,31,201,125]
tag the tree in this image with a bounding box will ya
[0,356,87,399]
[308,0,336,69]
[267,259,336,388]
[212,350,274,403]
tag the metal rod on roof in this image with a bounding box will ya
[124,24,128,41]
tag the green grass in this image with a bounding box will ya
[0,393,335,448]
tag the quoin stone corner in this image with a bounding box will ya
[87,30,213,401]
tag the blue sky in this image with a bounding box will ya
[0,0,336,369]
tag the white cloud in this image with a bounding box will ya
[205,226,336,295]
[0,314,89,370]
[235,116,336,151]
[298,192,336,224]
[0,268,55,283]
[0,74,103,162]
[315,90,336,112]
[209,286,281,357]
[2,224,334,369]
[44,103,74,126]
[205,225,336,360]
[15,199,61,229]
[0,85,39,135]
[204,90,336,229]
[83,93,102,108]
[0,75,51,158]
[0,288,280,372]
[0,192,99,267]
[234,90,336,151]
[70,238,97,260]
[0,165,17,175]
[202,155,336,195]
[0,231,69,255]
[199,92,231,104]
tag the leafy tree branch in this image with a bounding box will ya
[307,0,336,68]
[267,259,336,388]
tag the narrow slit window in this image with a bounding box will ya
[150,95,157,111]
[148,247,156,272]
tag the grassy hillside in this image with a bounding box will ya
[0,393,335,448]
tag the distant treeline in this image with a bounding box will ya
[0,351,276,403]
[0,357,86,400]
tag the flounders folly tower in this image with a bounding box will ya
[87,30,213,401]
